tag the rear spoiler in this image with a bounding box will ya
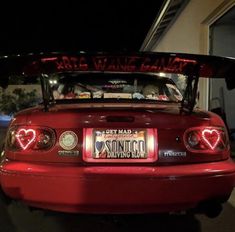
[0,52,235,112]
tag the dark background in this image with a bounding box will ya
[0,1,164,54]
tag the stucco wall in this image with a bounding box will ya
[154,0,224,53]
[210,20,235,129]
[153,0,234,110]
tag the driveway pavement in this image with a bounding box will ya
[0,191,235,232]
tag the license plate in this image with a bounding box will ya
[93,129,147,159]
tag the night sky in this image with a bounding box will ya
[0,1,164,54]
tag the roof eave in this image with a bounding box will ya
[140,0,190,51]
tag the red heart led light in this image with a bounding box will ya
[16,129,36,150]
[202,129,220,150]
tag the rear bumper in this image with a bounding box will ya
[1,159,235,213]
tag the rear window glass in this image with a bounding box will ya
[49,72,185,103]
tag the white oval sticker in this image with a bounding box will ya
[59,131,78,150]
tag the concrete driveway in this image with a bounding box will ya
[0,189,235,232]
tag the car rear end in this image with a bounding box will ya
[1,102,235,214]
[1,53,235,216]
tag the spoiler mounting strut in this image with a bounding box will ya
[180,64,200,114]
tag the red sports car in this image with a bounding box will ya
[0,52,235,217]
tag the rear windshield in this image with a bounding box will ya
[49,72,184,103]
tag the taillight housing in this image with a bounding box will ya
[6,126,56,151]
[184,126,229,153]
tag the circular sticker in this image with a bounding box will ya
[59,131,78,150]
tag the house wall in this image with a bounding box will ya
[210,18,235,129]
[154,0,226,53]
[153,0,235,110]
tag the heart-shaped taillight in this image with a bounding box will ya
[184,127,228,152]
[202,129,220,150]
[6,126,55,151]
[16,129,36,150]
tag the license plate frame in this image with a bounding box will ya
[83,128,158,163]
[93,129,147,159]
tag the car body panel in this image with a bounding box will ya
[4,104,229,164]
[1,159,235,213]
[1,52,235,214]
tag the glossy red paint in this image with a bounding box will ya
[1,159,235,213]
[1,52,235,214]
[3,105,230,164]
[1,103,235,213]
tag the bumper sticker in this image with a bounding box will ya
[59,131,78,150]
